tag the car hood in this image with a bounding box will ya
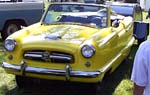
[21,24,99,45]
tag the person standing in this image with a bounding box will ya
[131,40,150,95]
[146,8,150,19]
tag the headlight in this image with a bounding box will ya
[4,39,16,51]
[81,45,95,58]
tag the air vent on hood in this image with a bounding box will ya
[45,35,61,40]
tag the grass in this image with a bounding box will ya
[143,12,150,22]
[0,44,15,95]
[0,12,149,95]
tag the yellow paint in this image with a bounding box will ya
[3,4,135,83]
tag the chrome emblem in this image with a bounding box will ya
[42,52,50,62]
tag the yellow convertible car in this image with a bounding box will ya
[2,3,135,88]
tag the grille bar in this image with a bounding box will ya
[24,51,74,63]
[24,53,42,58]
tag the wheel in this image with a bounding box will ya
[88,80,105,95]
[93,82,102,95]
[15,75,33,88]
[1,21,21,40]
[87,74,109,95]
[92,71,110,95]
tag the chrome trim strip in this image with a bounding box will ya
[2,62,101,78]
[50,55,72,61]
[2,62,21,70]
[24,54,43,58]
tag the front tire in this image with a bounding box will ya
[15,75,33,88]
[1,21,21,40]
[92,71,110,95]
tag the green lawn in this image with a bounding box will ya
[0,12,149,95]
[0,43,15,95]
[143,12,150,22]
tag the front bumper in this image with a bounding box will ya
[2,61,101,80]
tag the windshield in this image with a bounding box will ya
[43,4,108,28]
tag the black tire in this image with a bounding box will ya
[87,80,105,95]
[93,82,102,95]
[94,71,110,94]
[89,76,109,95]
[15,75,33,88]
[1,21,21,40]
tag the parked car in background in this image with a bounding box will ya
[0,0,22,2]
[2,2,149,94]
[0,2,44,40]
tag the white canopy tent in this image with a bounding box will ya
[140,0,150,11]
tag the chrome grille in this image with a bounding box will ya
[24,51,74,63]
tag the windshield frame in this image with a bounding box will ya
[41,3,108,28]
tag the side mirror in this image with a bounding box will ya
[112,20,119,28]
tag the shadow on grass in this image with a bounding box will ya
[5,45,138,95]
[99,45,138,95]
[6,81,99,95]
[0,38,4,52]
[0,37,3,44]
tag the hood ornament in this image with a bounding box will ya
[45,35,61,40]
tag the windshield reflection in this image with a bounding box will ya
[43,4,108,28]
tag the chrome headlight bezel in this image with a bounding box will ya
[81,45,95,58]
[4,39,16,51]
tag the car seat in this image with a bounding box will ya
[91,17,102,28]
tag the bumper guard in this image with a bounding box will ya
[2,61,101,80]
